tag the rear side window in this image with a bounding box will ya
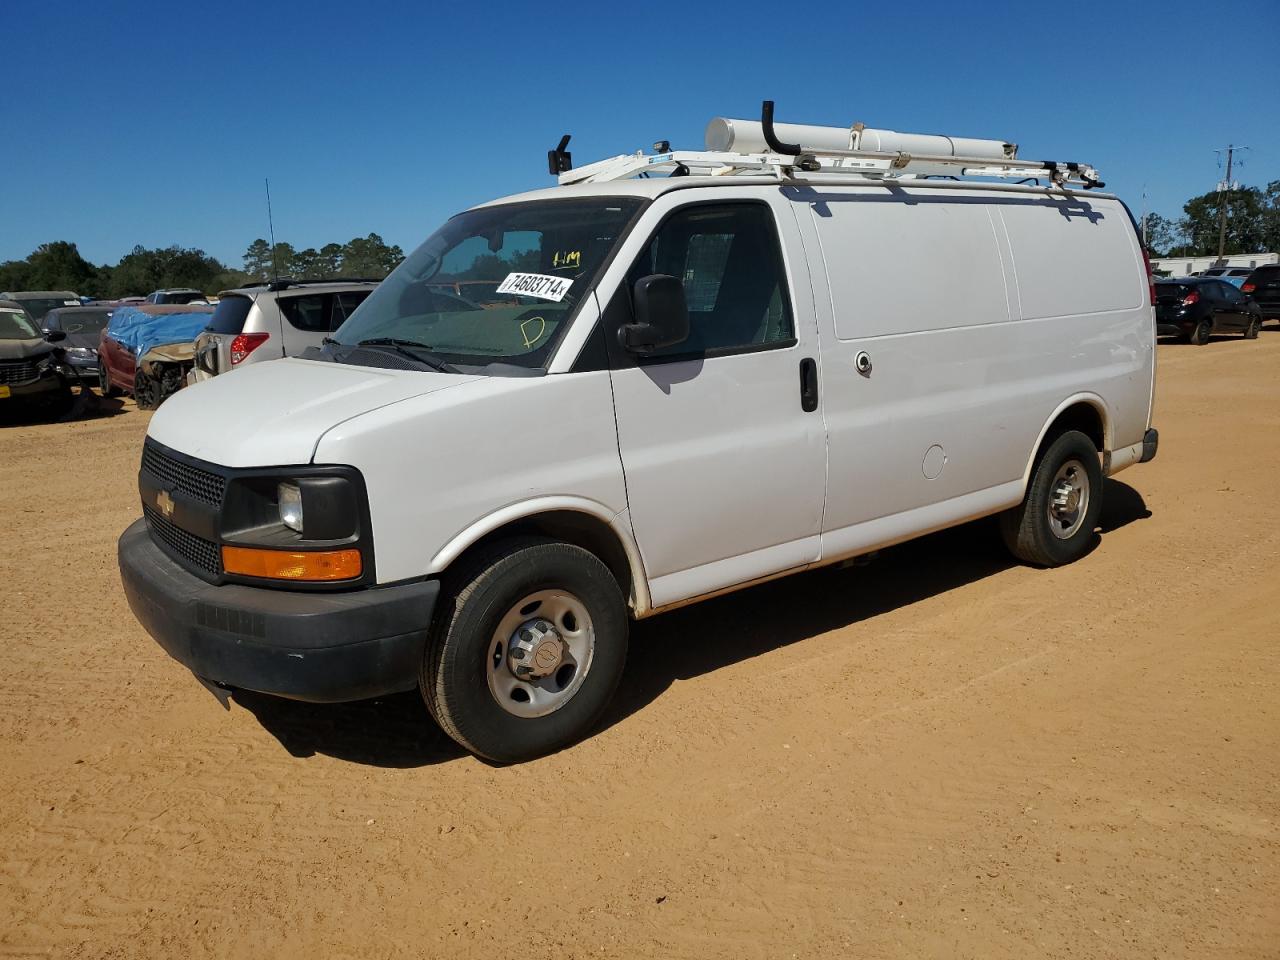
[628,203,794,359]
[1249,266,1280,283]
[330,290,371,331]
[279,294,328,332]
[207,295,253,334]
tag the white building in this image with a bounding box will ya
[1151,252,1277,277]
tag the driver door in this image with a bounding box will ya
[606,194,826,610]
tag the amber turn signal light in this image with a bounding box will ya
[221,546,362,581]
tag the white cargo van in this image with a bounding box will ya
[119,103,1158,762]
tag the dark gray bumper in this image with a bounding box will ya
[118,519,438,702]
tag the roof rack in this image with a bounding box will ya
[555,100,1103,190]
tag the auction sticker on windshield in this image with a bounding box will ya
[496,273,574,303]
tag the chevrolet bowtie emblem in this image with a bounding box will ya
[156,489,175,519]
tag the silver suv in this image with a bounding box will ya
[192,280,377,379]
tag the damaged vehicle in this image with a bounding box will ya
[0,300,75,418]
[99,304,213,408]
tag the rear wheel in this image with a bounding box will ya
[98,365,120,397]
[1189,319,1212,345]
[1001,430,1103,567]
[421,538,628,763]
[1244,316,1261,339]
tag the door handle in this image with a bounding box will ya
[799,357,818,412]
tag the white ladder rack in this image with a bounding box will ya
[554,101,1104,191]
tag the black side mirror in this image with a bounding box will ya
[44,329,67,343]
[620,274,689,353]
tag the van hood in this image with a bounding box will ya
[146,357,479,467]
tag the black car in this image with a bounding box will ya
[1241,265,1280,322]
[0,300,73,417]
[42,305,113,383]
[1154,277,1261,345]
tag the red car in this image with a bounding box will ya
[98,304,212,407]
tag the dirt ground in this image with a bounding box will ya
[1,334,1277,960]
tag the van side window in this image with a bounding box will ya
[279,294,329,332]
[630,203,794,359]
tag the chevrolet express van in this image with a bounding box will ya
[119,106,1158,762]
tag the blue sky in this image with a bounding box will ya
[3,0,1275,268]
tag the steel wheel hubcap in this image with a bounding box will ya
[1048,459,1090,540]
[487,590,594,718]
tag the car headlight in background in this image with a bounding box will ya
[278,482,304,533]
[65,346,95,360]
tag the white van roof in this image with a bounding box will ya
[475,175,1120,214]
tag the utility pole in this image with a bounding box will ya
[1214,145,1249,261]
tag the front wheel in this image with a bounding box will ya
[421,539,628,763]
[98,365,120,397]
[133,371,161,409]
[1000,429,1103,567]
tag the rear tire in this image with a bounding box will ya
[98,365,120,397]
[1189,319,1212,345]
[1244,316,1261,339]
[1001,429,1103,567]
[421,538,628,763]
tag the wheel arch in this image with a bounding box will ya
[1020,394,1110,491]
[428,497,651,615]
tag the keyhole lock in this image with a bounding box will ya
[854,351,872,376]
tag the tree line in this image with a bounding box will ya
[1142,180,1280,258]
[0,233,405,300]
[3,182,1278,299]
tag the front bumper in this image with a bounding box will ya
[119,519,438,702]
[0,372,66,401]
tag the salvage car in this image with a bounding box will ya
[1241,265,1280,323]
[0,300,74,417]
[192,280,375,380]
[0,290,82,323]
[1154,277,1261,343]
[119,102,1159,763]
[99,304,213,407]
[42,305,113,385]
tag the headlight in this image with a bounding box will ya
[66,346,94,359]
[278,482,304,533]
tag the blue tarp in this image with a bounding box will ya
[105,306,212,363]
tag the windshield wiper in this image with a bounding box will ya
[354,337,459,373]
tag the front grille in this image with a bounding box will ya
[141,441,226,506]
[144,505,223,577]
[0,358,39,385]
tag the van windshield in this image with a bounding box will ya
[328,198,643,371]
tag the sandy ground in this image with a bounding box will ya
[1,335,1277,960]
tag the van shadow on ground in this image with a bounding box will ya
[235,478,1150,768]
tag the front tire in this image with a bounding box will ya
[1001,429,1103,567]
[133,371,160,409]
[421,539,628,763]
